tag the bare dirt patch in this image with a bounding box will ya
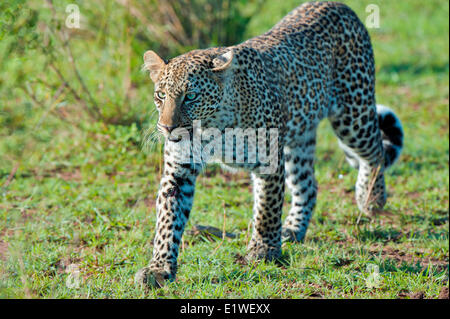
[0,229,13,261]
[0,240,8,261]
[369,245,449,270]
[438,286,449,299]
[125,196,156,209]
[30,166,83,182]
[201,167,251,189]
[56,170,82,182]
[233,253,248,266]
[408,291,425,299]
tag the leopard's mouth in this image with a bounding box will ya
[165,126,193,143]
[168,135,182,142]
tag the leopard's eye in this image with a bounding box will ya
[155,91,166,100]
[184,92,198,102]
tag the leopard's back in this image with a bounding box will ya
[229,2,376,142]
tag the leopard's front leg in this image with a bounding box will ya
[136,145,200,288]
[247,159,285,262]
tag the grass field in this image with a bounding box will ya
[0,0,448,298]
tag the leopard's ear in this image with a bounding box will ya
[211,50,236,72]
[143,50,166,82]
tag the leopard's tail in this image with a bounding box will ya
[376,104,404,168]
[339,104,403,169]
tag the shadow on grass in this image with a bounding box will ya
[194,250,314,286]
[275,251,294,268]
[356,226,402,243]
[378,258,449,277]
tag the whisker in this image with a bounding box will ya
[141,124,163,153]
[140,107,162,153]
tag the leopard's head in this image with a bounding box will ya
[143,48,236,141]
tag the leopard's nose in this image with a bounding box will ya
[158,123,178,134]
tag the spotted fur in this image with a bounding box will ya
[135,1,404,288]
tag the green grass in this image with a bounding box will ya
[0,0,448,298]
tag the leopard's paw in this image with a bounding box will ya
[246,241,281,262]
[281,227,305,243]
[134,266,172,289]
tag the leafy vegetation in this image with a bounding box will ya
[0,0,448,298]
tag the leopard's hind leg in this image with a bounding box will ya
[330,102,403,214]
[330,104,386,213]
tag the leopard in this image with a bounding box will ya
[135,1,404,288]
